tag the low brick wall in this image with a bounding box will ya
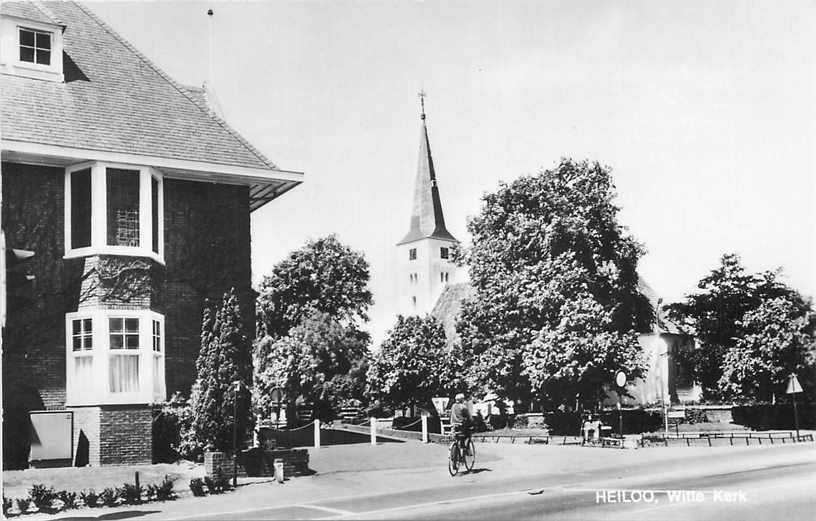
[205,448,309,479]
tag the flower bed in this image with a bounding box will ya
[3,476,176,517]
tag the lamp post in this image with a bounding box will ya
[615,371,627,441]
[232,380,242,488]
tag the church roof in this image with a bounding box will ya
[431,282,474,347]
[397,105,457,245]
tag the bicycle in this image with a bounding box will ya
[448,428,476,476]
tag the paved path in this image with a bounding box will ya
[46,441,815,520]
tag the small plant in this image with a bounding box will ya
[214,468,233,492]
[203,476,219,495]
[80,489,101,508]
[57,490,78,509]
[3,496,13,516]
[16,497,34,514]
[29,483,57,511]
[156,475,175,501]
[121,482,143,505]
[100,487,120,507]
[189,478,206,497]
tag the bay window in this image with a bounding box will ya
[65,310,165,405]
[64,162,163,262]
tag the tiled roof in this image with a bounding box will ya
[0,1,279,172]
[2,1,62,26]
[637,276,688,335]
[431,282,474,347]
[397,111,457,245]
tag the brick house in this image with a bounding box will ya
[1,1,302,468]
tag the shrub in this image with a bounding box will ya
[212,468,233,492]
[203,476,218,495]
[488,414,507,430]
[57,491,78,510]
[121,482,143,505]
[80,489,100,508]
[99,487,120,507]
[189,478,206,497]
[157,475,176,501]
[29,484,57,511]
[3,496,12,516]
[154,393,201,463]
[16,498,33,514]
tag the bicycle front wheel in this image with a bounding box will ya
[464,438,476,471]
[448,442,460,476]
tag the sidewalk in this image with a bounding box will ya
[28,439,816,520]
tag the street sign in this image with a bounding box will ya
[615,371,627,388]
[786,374,803,394]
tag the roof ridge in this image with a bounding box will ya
[72,1,278,170]
[31,1,64,26]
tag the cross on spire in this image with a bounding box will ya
[418,89,427,120]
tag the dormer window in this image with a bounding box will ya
[19,27,51,65]
[0,15,65,81]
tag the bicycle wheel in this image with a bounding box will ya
[448,442,460,476]
[463,438,476,471]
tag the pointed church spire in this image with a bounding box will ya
[397,92,457,245]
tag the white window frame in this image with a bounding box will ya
[65,309,165,406]
[64,161,164,264]
[0,16,64,81]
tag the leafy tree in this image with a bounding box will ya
[254,312,370,424]
[456,158,651,410]
[256,235,373,338]
[524,294,645,406]
[189,289,252,452]
[719,297,815,402]
[666,253,811,400]
[367,315,453,410]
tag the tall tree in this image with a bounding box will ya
[666,253,811,400]
[256,235,373,338]
[367,315,453,410]
[456,158,651,410]
[189,289,252,452]
[254,311,370,423]
[719,297,815,402]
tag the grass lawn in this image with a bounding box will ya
[2,461,203,501]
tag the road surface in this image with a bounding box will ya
[164,443,815,521]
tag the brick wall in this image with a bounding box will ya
[162,179,254,396]
[70,406,101,466]
[2,162,77,469]
[99,405,152,465]
[2,162,256,468]
[204,448,310,479]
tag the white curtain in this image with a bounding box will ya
[153,356,161,395]
[109,355,139,392]
[75,356,93,397]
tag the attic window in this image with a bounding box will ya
[440,247,449,259]
[19,28,51,65]
[409,248,417,261]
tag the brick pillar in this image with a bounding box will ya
[69,406,101,466]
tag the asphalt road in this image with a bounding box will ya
[178,443,815,521]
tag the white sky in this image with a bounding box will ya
[90,1,816,344]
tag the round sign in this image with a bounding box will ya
[615,371,626,388]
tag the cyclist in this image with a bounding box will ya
[450,393,472,443]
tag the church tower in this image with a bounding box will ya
[397,93,458,316]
